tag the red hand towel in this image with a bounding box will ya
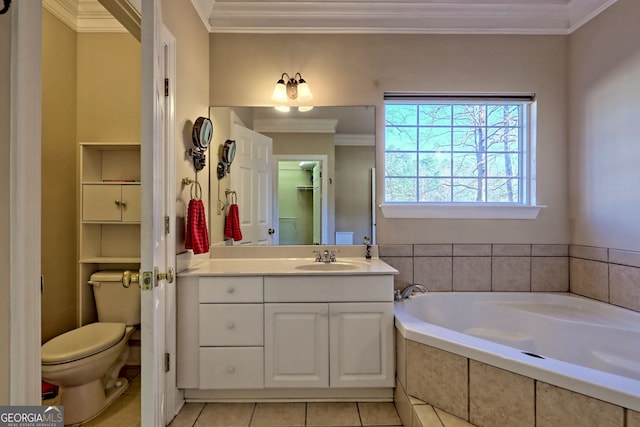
[185,199,210,254]
[224,203,243,241]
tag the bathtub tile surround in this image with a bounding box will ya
[570,257,609,301]
[570,244,640,312]
[414,257,453,292]
[381,243,640,313]
[405,340,468,420]
[610,265,640,311]
[452,257,492,291]
[536,382,623,427]
[397,336,639,427]
[491,257,531,291]
[469,361,535,426]
[531,257,569,292]
[380,244,570,293]
[395,380,475,427]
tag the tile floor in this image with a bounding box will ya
[72,368,403,427]
[80,369,141,427]
[169,401,403,427]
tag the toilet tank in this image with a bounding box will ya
[89,270,141,326]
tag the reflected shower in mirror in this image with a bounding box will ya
[209,106,376,246]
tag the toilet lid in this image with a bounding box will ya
[41,323,125,365]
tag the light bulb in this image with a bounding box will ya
[271,79,288,102]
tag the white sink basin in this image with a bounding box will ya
[294,262,361,271]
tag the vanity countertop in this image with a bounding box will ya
[178,257,398,277]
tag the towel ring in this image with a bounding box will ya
[190,181,203,200]
[225,190,237,204]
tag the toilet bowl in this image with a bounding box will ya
[41,271,140,425]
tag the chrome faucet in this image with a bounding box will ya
[394,284,428,301]
[314,248,337,263]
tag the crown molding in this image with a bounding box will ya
[334,134,375,147]
[204,0,617,35]
[44,0,618,35]
[568,0,619,32]
[253,118,339,134]
[43,0,127,33]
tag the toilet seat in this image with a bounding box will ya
[42,322,126,365]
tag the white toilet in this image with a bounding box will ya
[41,270,140,425]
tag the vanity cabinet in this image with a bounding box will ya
[197,276,264,389]
[177,268,395,399]
[264,303,329,388]
[264,301,393,389]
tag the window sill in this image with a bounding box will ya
[379,203,545,220]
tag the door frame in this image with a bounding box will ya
[273,154,328,245]
[10,0,43,404]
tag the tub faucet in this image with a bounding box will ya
[395,284,428,301]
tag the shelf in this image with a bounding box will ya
[82,181,140,185]
[296,185,314,190]
[80,142,140,148]
[80,256,141,264]
[82,221,141,225]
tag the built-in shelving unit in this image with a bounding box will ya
[78,142,141,326]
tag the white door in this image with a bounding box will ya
[264,303,329,388]
[329,303,394,388]
[141,1,175,425]
[230,123,273,245]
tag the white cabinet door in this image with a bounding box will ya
[264,303,329,388]
[121,185,141,222]
[82,184,141,222]
[329,303,395,388]
[82,184,122,221]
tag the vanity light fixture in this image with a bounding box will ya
[272,72,314,112]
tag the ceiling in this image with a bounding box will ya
[44,0,619,35]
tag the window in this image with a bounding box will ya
[382,95,542,219]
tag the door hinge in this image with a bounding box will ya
[164,215,170,235]
[164,353,170,373]
[164,78,169,97]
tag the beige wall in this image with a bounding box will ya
[210,34,569,244]
[568,0,640,252]
[41,9,78,343]
[77,33,140,141]
[163,0,211,254]
[0,7,11,406]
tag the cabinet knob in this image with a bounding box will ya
[120,200,127,208]
[226,321,235,330]
[227,366,235,374]
[227,286,235,294]
[114,199,121,206]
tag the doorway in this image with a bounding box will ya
[273,155,328,245]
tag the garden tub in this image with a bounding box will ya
[394,292,640,411]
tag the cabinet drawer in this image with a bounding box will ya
[199,347,264,389]
[199,304,263,346]
[264,275,394,302]
[199,276,263,303]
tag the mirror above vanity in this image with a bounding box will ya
[209,106,376,246]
